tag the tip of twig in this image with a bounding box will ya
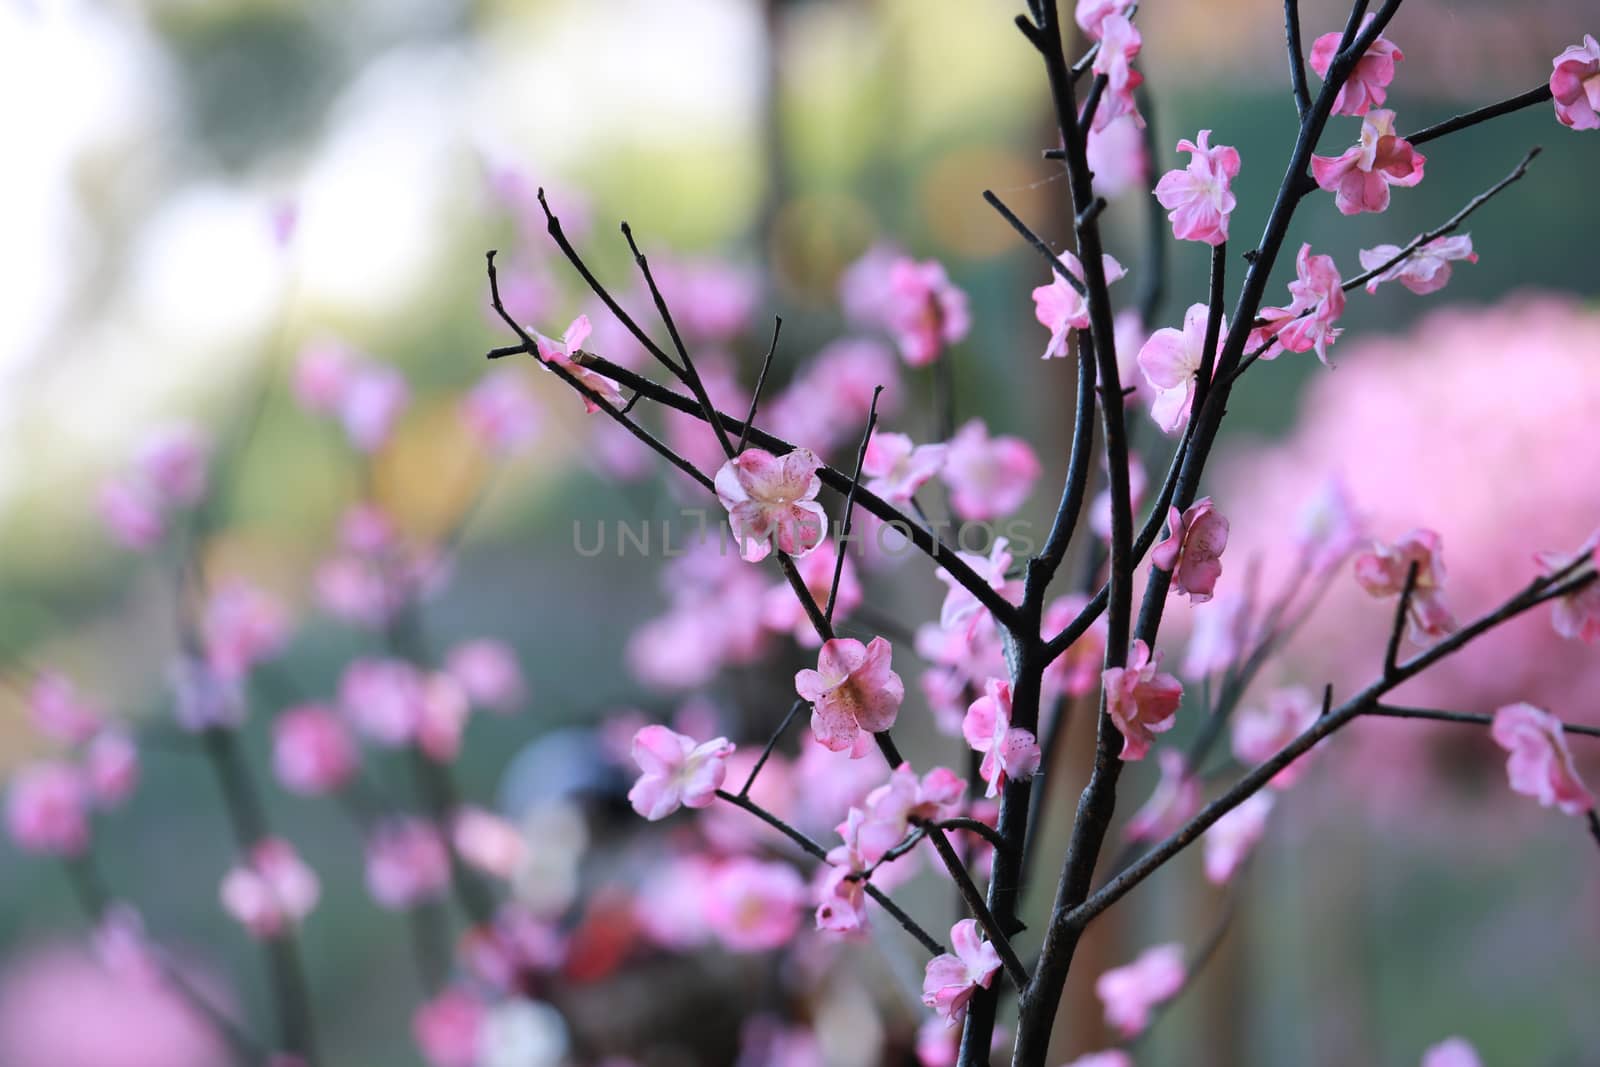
[485,249,498,264]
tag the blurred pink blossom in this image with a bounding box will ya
[413,989,486,1067]
[705,859,804,951]
[272,705,359,796]
[5,762,90,856]
[220,839,319,938]
[461,367,541,456]
[1358,235,1477,295]
[28,672,105,746]
[85,732,140,809]
[1095,942,1185,1036]
[338,363,410,453]
[339,658,426,746]
[365,818,451,909]
[1421,1037,1483,1067]
[941,420,1041,521]
[1203,792,1274,884]
[202,581,290,682]
[446,639,528,713]
[1125,749,1200,841]
[882,258,970,367]
[1232,686,1321,788]
[1491,702,1594,816]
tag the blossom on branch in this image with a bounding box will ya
[220,838,320,939]
[1031,253,1127,360]
[1311,109,1426,216]
[534,314,624,413]
[796,637,905,753]
[1090,14,1144,131]
[1154,130,1240,246]
[627,725,735,820]
[962,679,1042,798]
[862,431,947,504]
[1354,528,1457,641]
[714,447,828,564]
[1550,35,1600,130]
[5,763,90,857]
[1309,14,1404,116]
[921,919,1003,1025]
[1358,235,1477,295]
[1151,497,1230,602]
[1137,302,1222,435]
[1103,640,1183,761]
[1534,536,1600,642]
[1490,702,1594,815]
[883,258,970,367]
[1232,687,1321,789]
[1254,244,1346,364]
[1095,943,1185,1037]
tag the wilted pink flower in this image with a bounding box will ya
[1154,130,1240,245]
[1096,944,1185,1036]
[1354,528,1456,641]
[1550,34,1600,130]
[1309,13,1404,115]
[1255,244,1345,364]
[1534,538,1600,642]
[627,725,736,820]
[921,919,1003,1025]
[1232,687,1320,788]
[534,314,623,412]
[1151,497,1230,602]
[1125,749,1200,841]
[714,447,827,563]
[220,838,319,938]
[1203,792,1274,884]
[134,425,209,507]
[1103,640,1184,761]
[98,479,164,551]
[28,673,105,746]
[705,859,805,951]
[365,818,451,909]
[1031,253,1127,360]
[461,368,541,455]
[1358,235,1477,295]
[339,658,426,746]
[863,431,947,503]
[941,420,1041,521]
[445,639,527,712]
[202,581,289,682]
[6,763,90,856]
[1490,702,1594,816]
[1422,1037,1483,1067]
[1137,302,1223,434]
[273,705,359,795]
[84,732,139,809]
[1090,14,1144,130]
[795,637,904,753]
[1312,109,1425,215]
[762,540,861,646]
[338,364,410,453]
[292,342,354,413]
[883,258,970,366]
[413,989,486,1067]
[963,679,1042,799]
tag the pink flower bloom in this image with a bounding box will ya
[1358,235,1477,295]
[1550,34,1600,130]
[705,859,805,951]
[5,763,90,856]
[714,447,828,563]
[1232,686,1320,788]
[1090,14,1144,131]
[1096,943,1185,1036]
[762,540,861,646]
[1309,13,1404,115]
[338,363,410,453]
[445,639,527,713]
[941,420,1041,521]
[1490,702,1594,816]
[1137,302,1222,434]
[28,673,105,746]
[1203,792,1274,884]
[98,478,164,551]
[862,431,947,503]
[1151,497,1230,602]
[936,537,1021,635]
[1311,109,1425,215]
[1255,244,1346,364]
[962,679,1042,799]
[921,919,1003,1025]
[413,990,486,1067]
[85,732,140,809]
[1125,749,1200,841]
[1534,538,1600,642]
[273,705,359,795]
[1154,130,1240,245]
[813,864,869,936]
[365,818,451,909]
[292,341,354,413]
[1031,253,1127,360]
[134,425,210,507]
[220,838,319,938]
[416,675,471,765]
[451,808,527,880]
[339,658,427,746]
[460,367,541,455]
[652,258,759,342]
[1422,1037,1483,1067]
[795,637,905,753]
[883,258,970,366]
[627,725,736,820]
[1354,528,1456,641]
[1103,640,1184,761]
[534,314,623,412]
[202,581,290,682]
[1074,0,1123,39]
[1086,115,1149,200]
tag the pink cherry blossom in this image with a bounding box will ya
[415,674,469,765]
[338,363,410,453]
[1203,792,1274,884]
[1534,538,1600,642]
[1359,235,1477,295]
[1103,640,1184,761]
[1354,528,1456,641]
[84,732,139,809]
[1311,109,1425,215]
[862,431,947,503]
[814,862,869,936]
[705,859,805,951]
[1095,942,1185,1036]
[962,679,1042,799]
[445,639,528,713]
[220,838,319,938]
[134,425,210,507]
[1490,702,1594,816]
[535,314,624,412]
[413,989,486,1067]
[883,258,970,367]
[714,447,827,563]
[1074,0,1123,40]
[292,341,354,413]
[762,540,861,646]
[1232,686,1320,788]
[795,637,904,753]
[1422,1037,1483,1067]
[1309,13,1404,115]
[28,673,105,746]
[1154,130,1240,245]
[1550,34,1600,130]
[451,808,527,880]
[1090,14,1144,131]
[460,367,541,455]
[339,658,427,746]
[1031,253,1127,360]
[98,478,165,550]
[365,818,452,909]
[936,537,1021,635]
[273,705,359,795]
[1254,243,1346,364]
[1086,115,1149,200]
[941,420,1041,521]
[627,725,736,820]
[921,919,1003,1025]
[202,580,289,682]
[1151,497,1230,602]
[1125,749,1200,841]
[1137,302,1223,434]
[5,763,90,856]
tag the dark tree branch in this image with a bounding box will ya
[1367,704,1600,739]
[1405,84,1554,147]
[1285,0,1311,119]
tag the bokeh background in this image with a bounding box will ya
[2,0,1597,1065]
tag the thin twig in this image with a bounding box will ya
[828,386,884,623]
[1383,561,1421,677]
[736,317,783,455]
[1405,85,1554,147]
[1285,0,1311,119]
